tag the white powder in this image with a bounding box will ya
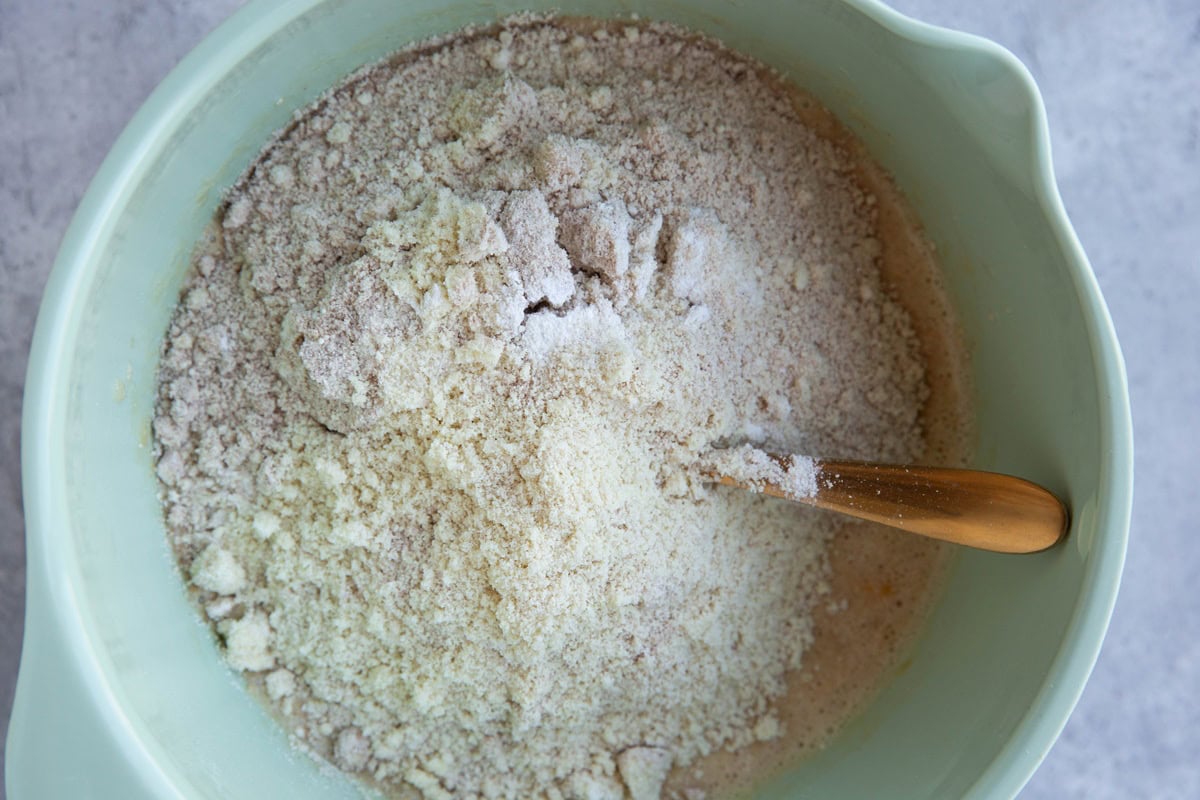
[154,17,929,800]
[702,445,819,500]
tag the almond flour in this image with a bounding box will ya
[154,18,937,800]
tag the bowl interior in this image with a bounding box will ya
[18,0,1129,797]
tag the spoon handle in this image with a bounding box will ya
[716,459,1069,554]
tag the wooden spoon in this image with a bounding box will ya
[706,449,1068,554]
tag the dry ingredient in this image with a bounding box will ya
[154,17,931,800]
[702,446,819,499]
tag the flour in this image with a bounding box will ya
[154,17,930,800]
[703,446,820,500]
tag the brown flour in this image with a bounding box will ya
[153,17,968,800]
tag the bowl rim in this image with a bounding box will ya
[851,4,1132,796]
[13,0,1133,797]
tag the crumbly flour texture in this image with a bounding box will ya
[154,18,927,800]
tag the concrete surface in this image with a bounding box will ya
[1,0,1197,796]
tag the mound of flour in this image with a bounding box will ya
[154,18,927,800]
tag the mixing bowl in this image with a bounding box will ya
[8,0,1132,797]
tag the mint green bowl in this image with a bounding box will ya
[9,1,1132,797]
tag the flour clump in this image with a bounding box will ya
[154,17,931,800]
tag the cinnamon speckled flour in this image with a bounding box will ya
[154,17,935,800]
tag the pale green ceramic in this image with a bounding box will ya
[9,0,1132,798]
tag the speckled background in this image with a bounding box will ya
[1,1,1197,797]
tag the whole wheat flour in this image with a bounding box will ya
[154,18,929,800]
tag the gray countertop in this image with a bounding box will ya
[2,1,1197,797]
